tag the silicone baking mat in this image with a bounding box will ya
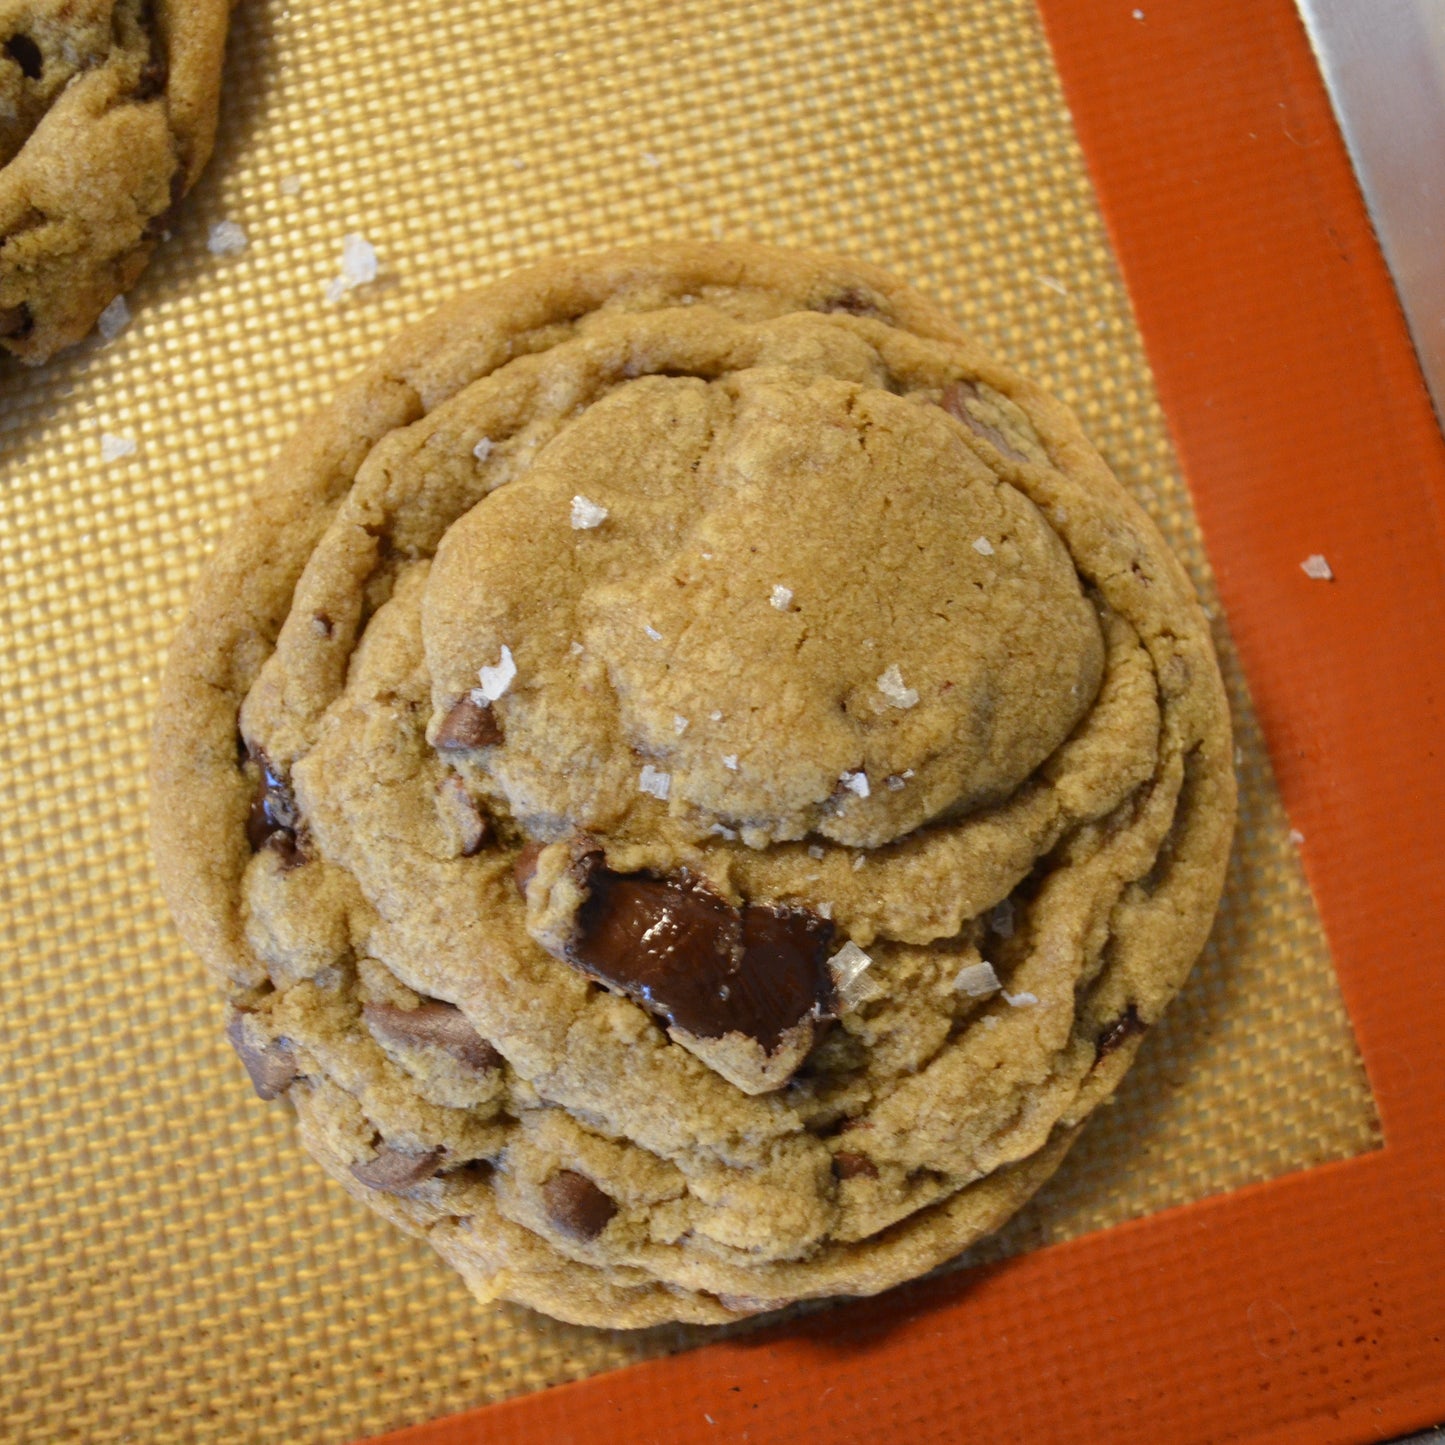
[0,0,1398,1441]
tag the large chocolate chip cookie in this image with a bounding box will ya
[151,244,1235,1327]
[0,0,231,363]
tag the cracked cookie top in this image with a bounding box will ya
[152,243,1235,1328]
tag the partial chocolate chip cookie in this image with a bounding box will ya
[151,243,1236,1328]
[0,0,231,363]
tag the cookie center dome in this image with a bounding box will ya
[423,371,1104,847]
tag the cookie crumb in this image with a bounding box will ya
[954,961,1001,997]
[570,494,608,529]
[207,220,248,256]
[876,664,919,709]
[839,770,870,798]
[770,584,793,610]
[828,940,882,1009]
[973,536,995,556]
[100,432,137,462]
[474,644,516,702]
[325,233,379,302]
[722,754,739,771]
[639,765,671,801]
[473,437,494,462]
[96,295,130,341]
[1300,553,1333,581]
[673,715,689,734]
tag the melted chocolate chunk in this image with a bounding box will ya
[350,1144,443,1194]
[570,870,836,1051]
[363,1000,502,1074]
[542,1170,616,1242]
[1095,1003,1147,1061]
[225,1015,298,1100]
[434,696,502,750]
[832,1151,879,1181]
[940,379,1027,462]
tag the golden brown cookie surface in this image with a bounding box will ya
[0,0,231,363]
[151,243,1235,1327]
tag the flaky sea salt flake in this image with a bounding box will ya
[708,822,738,840]
[1289,828,1304,846]
[645,624,663,642]
[852,854,866,871]
[97,295,130,340]
[770,584,793,610]
[472,437,494,462]
[807,844,825,860]
[1301,553,1333,581]
[973,536,995,556]
[570,494,608,529]
[876,664,918,709]
[722,754,739,771]
[100,432,136,463]
[1003,990,1040,1008]
[474,644,516,702]
[953,961,1001,997]
[325,233,379,302]
[207,220,248,256]
[839,770,870,798]
[990,898,1016,937]
[674,715,689,735]
[568,640,584,657]
[639,765,671,801]
[829,940,883,1010]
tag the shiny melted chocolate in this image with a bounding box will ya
[245,753,303,868]
[570,869,836,1051]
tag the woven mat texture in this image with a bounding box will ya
[0,0,1379,1440]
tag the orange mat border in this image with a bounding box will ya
[362,1,1445,1440]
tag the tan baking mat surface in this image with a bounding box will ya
[0,0,1379,1440]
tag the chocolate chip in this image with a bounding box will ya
[570,869,836,1051]
[513,840,545,897]
[434,696,502,750]
[832,1151,879,1181]
[1095,1003,1147,1061]
[4,34,42,80]
[363,1000,502,1073]
[818,285,884,318]
[542,1170,616,1241]
[225,1014,298,1100]
[0,303,32,339]
[940,379,1027,461]
[350,1143,444,1194]
[134,56,168,101]
[245,752,299,851]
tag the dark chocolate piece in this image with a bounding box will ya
[4,34,43,80]
[513,840,545,897]
[940,379,1026,461]
[363,1000,502,1074]
[350,1144,444,1194]
[570,869,836,1051]
[542,1170,616,1241]
[434,696,502,750]
[225,1014,298,1100]
[832,1151,879,1181]
[0,303,32,338]
[1095,1003,1147,1061]
[437,774,490,856]
[818,285,884,318]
